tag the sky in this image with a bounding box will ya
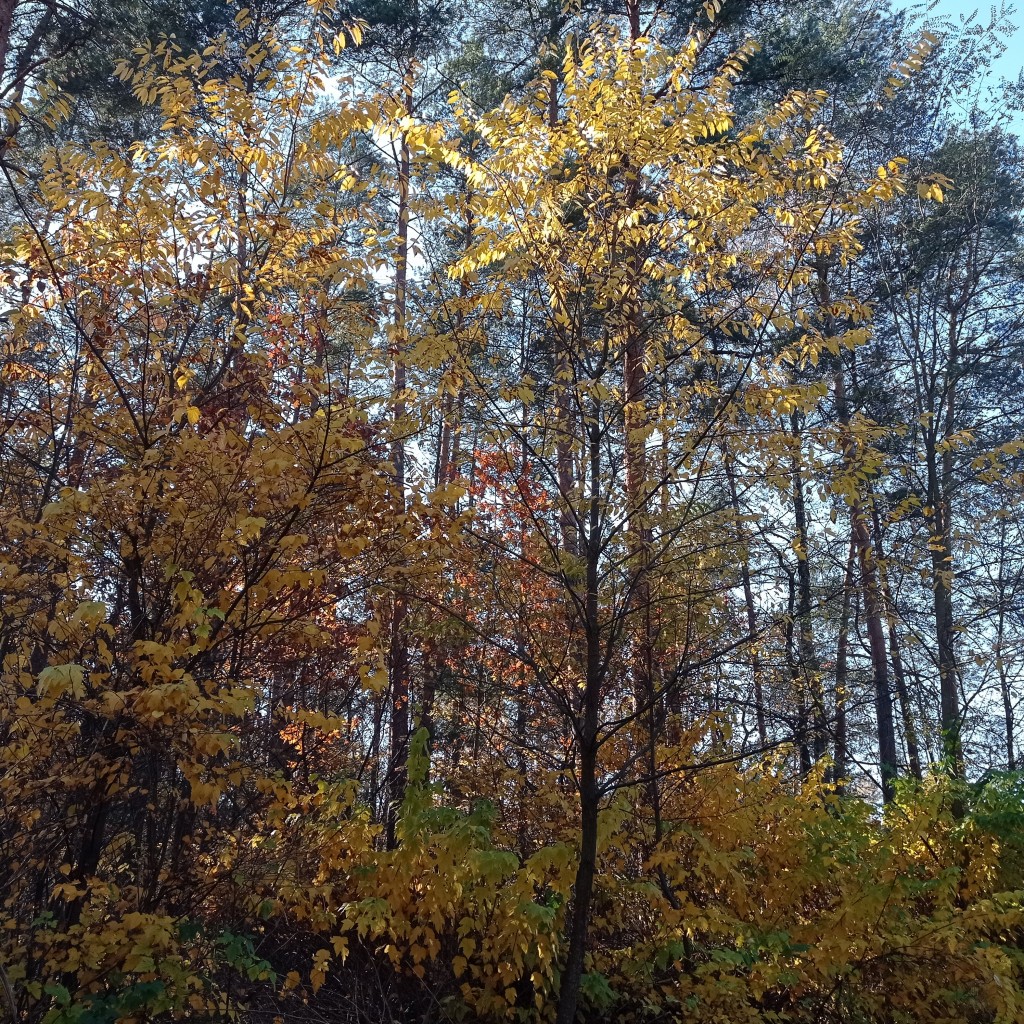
[894,0,1024,81]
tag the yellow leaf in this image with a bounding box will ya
[37,664,86,699]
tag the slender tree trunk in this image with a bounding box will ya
[724,448,767,747]
[419,643,439,784]
[556,417,603,1024]
[998,649,1016,772]
[819,263,898,802]
[625,0,641,39]
[834,534,856,791]
[994,542,1015,770]
[922,308,963,775]
[615,21,664,909]
[841,448,898,797]
[615,0,654,723]
[386,89,413,848]
[789,413,826,762]
[557,744,598,1024]
[871,504,923,781]
[437,397,454,488]
[619,240,655,797]
[925,440,961,773]
[0,0,16,86]
[620,160,669,945]
[940,312,962,769]
[544,0,578,564]
[785,570,812,776]
[556,346,578,558]
[624,324,653,713]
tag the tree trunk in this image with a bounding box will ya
[789,412,826,763]
[995,538,1015,770]
[818,262,898,802]
[926,456,961,773]
[557,743,598,1024]
[847,478,898,797]
[871,503,923,781]
[555,417,603,1024]
[998,649,1016,772]
[834,534,856,790]
[784,569,812,776]
[925,440,961,772]
[923,307,963,775]
[724,449,767,747]
[625,0,641,39]
[386,89,413,849]
[0,0,16,86]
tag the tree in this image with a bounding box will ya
[863,125,1024,776]
[0,12,407,1017]
[437,18,902,1018]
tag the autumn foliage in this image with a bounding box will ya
[1,3,1022,1023]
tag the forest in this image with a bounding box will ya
[1,0,1023,1021]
